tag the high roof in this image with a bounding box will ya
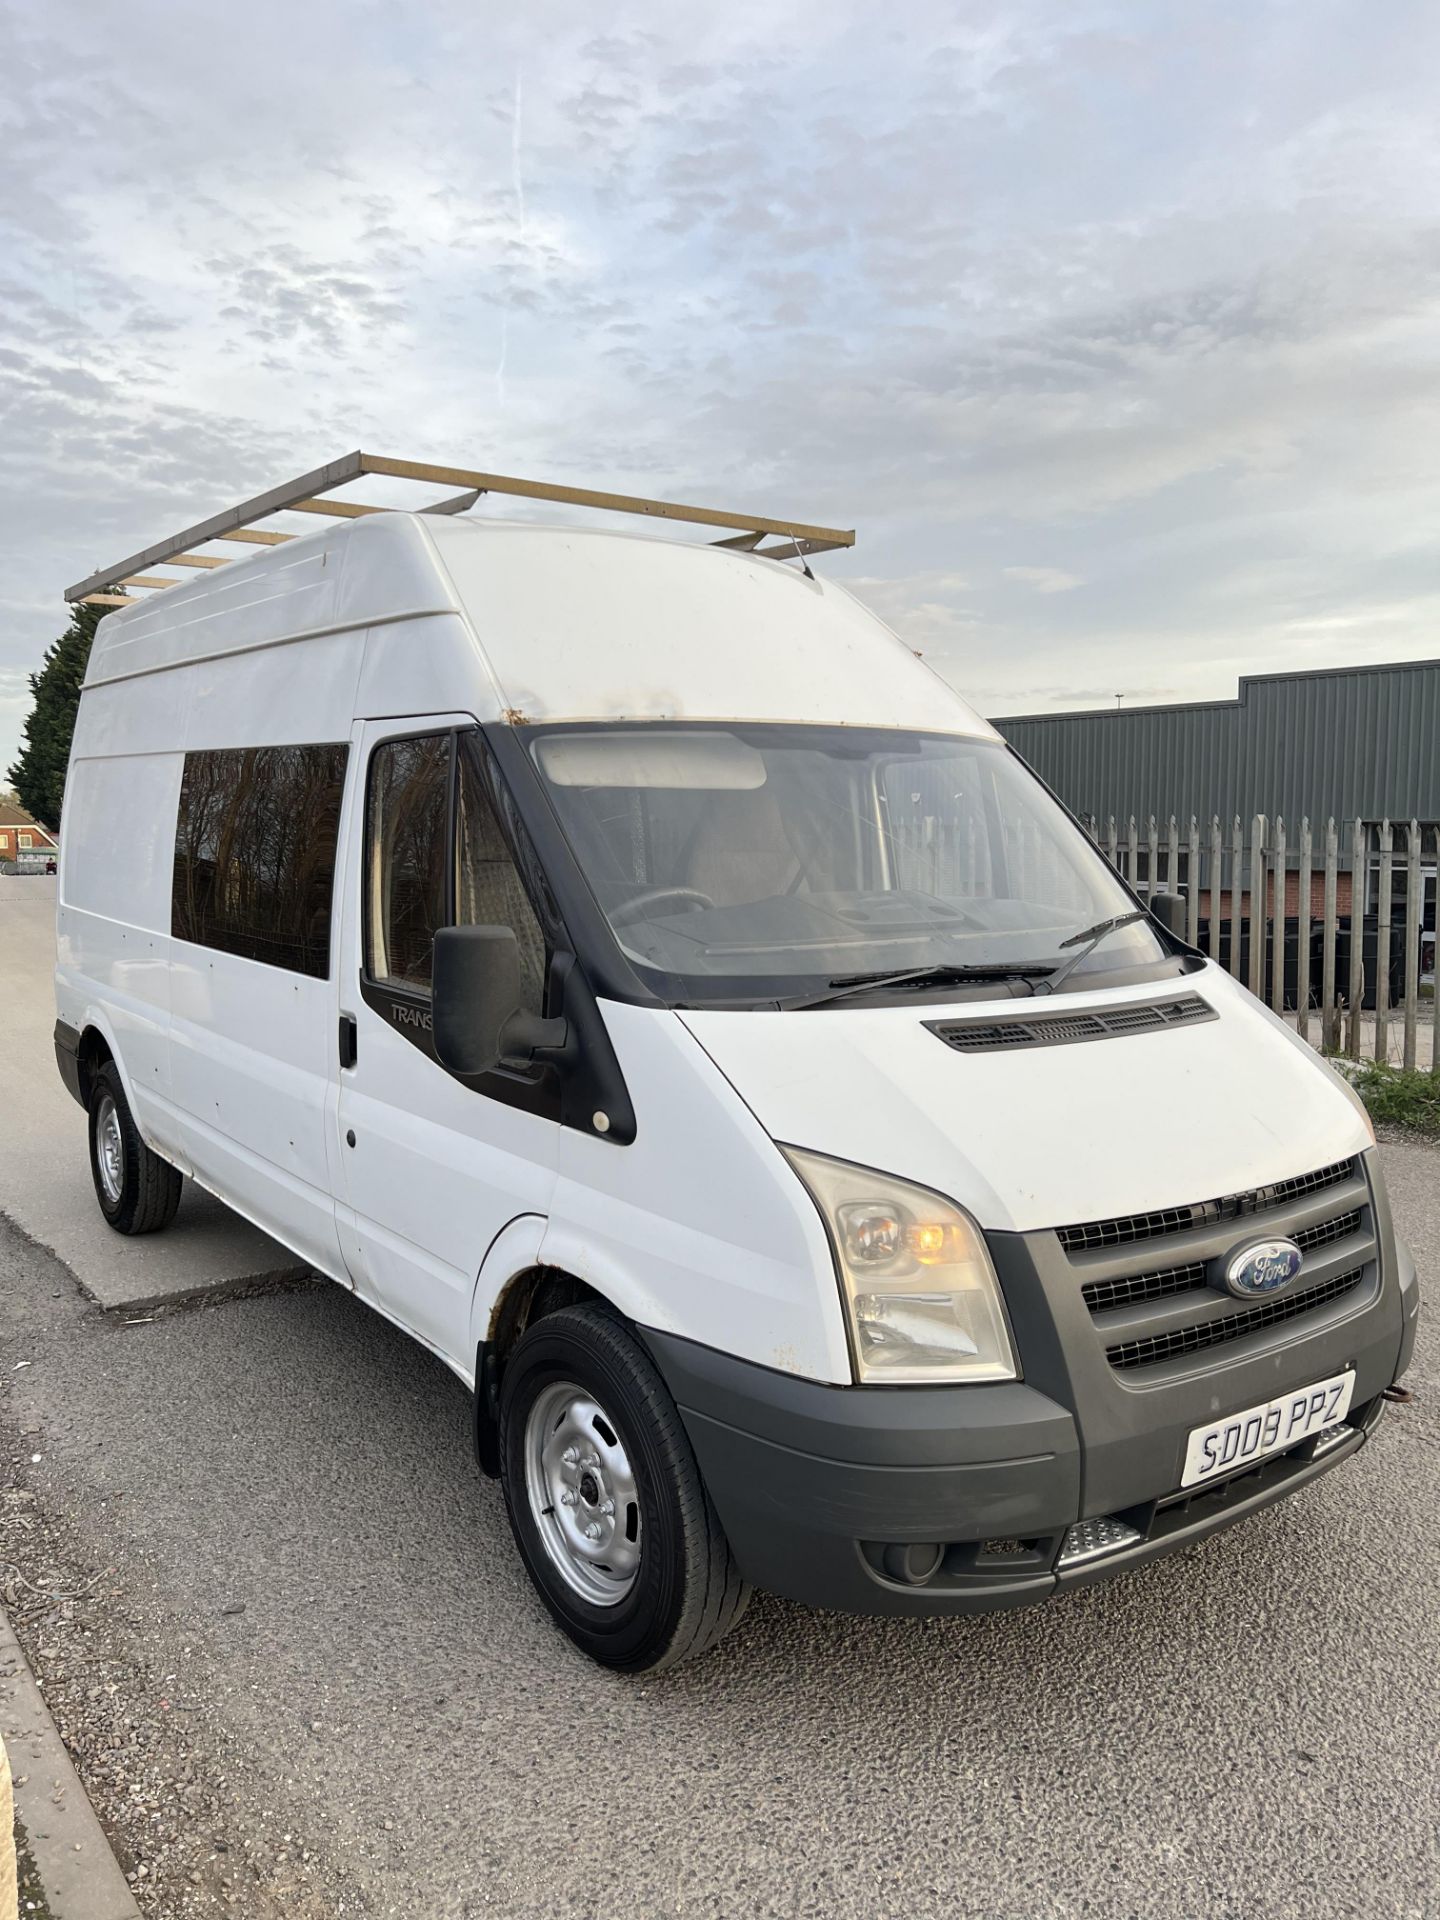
[80,508,996,740]
[66,451,855,608]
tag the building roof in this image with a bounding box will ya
[0,799,53,834]
[993,656,1440,831]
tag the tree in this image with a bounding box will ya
[8,603,104,831]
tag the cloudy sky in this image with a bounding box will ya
[4,0,1440,775]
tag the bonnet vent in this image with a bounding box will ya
[926,994,1215,1056]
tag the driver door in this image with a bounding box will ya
[332,717,560,1372]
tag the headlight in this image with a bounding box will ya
[782,1147,1017,1384]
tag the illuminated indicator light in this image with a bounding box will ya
[909,1222,949,1263]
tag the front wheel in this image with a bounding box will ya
[88,1061,182,1235]
[498,1304,750,1672]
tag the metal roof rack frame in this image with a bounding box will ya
[66,451,855,606]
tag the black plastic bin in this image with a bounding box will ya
[1191,914,1416,1011]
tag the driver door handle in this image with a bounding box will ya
[338,1014,358,1070]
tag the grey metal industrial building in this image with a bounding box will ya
[993,656,1440,839]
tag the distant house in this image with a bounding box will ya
[0,800,58,865]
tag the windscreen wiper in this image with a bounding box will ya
[789,961,1056,1011]
[1034,910,1150,996]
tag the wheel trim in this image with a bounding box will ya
[96,1093,125,1204]
[523,1381,642,1607]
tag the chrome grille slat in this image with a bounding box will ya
[1104,1267,1368,1371]
[1294,1208,1362,1253]
[1064,1172,1369,1290]
[1058,1158,1356,1255]
[1080,1207,1370,1315]
[1081,1262,1208,1314]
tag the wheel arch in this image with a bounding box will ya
[471,1221,638,1478]
[74,1012,131,1110]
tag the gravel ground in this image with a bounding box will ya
[0,1140,1437,1920]
[0,1253,351,1916]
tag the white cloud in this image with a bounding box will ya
[4,1,1440,773]
[1004,566,1084,594]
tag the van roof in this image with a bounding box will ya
[71,455,995,739]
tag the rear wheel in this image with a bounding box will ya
[88,1061,182,1235]
[498,1303,750,1672]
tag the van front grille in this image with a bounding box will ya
[1104,1268,1367,1372]
[927,995,1214,1056]
[1053,1156,1377,1381]
[1057,1159,1356,1255]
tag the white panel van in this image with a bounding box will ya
[56,460,1420,1671]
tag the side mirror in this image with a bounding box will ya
[1148,891,1190,939]
[432,925,567,1076]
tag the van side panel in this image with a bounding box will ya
[167,957,345,1276]
[160,626,368,1281]
[181,627,367,751]
[57,749,184,1151]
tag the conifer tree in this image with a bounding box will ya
[8,603,103,829]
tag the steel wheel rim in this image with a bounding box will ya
[523,1380,642,1607]
[96,1093,125,1204]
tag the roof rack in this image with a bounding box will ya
[66,451,855,606]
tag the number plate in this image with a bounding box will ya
[1181,1371,1355,1489]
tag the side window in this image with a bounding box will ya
[365,731,547,1017]
[171,744,348,977]
[366,734,451,992]
[457,741,545,1016]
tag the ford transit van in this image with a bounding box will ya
[56,454,1420,1671]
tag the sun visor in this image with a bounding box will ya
[534,730,768,789]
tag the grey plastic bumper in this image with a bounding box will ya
[640,1320,1395,1619]
[639,1327,1080,1616]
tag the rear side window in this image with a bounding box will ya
[171,744,349,978]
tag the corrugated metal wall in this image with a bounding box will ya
[994,659,1440,833]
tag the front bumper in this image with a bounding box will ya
[639,1152,1419,1619]
[642,1328,1393,1617]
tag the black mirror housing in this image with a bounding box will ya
[433,925,567,1076]
[1148,891,1190,939]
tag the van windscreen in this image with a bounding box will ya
[527,723,1167,1007]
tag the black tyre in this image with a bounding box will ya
[498,1303,751,1673]
[88,1061,183,1235]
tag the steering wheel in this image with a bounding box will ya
[610,886,716,928]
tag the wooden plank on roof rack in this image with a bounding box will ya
[82,594,135,607]
[167,554,230,569]
[217,528,294,545]
[358,453,854,546]
[120,575,177,588]
[65,450,366,601]
[287,498,385,518]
